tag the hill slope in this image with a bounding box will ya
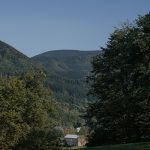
[0,41,99,127]
[32,50,99,106]
[0,40,99,106]
[0,41,35,75]
[32,50,99,79]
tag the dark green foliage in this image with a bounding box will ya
[14,128,63,150]
[32,50,99,106]
[0,42,98,107]
[0,76,29,149]
[0,72,62,150]
[0,41,98,128]
[32,50,99,79]
[86,12,150,146]
[56,103,85,129]
[32,50,99,128]
[0,41,36,75]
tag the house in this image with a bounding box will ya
[64,134,78,146]
[64,134,86,147]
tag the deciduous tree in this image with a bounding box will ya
[86,12,150,146]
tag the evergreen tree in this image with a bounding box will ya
[86,12,150,146]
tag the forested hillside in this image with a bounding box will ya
[0,41,99,106]
[0,41,35,75]
[32,50,99,106]
[0,41,99,128]
[32,50,99,79]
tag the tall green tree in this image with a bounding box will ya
[86,12,150,146]
[0,76,29,149]
[0,72,62,150]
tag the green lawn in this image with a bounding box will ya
[65,142,150,150]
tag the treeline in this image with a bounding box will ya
[0,72,63,150]
[85,12,150,146]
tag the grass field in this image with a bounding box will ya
[64,142,150,150]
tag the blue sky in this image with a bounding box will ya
[0,0,150,57]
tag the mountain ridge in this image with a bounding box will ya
[33,49,99,54]
[0,40,35,75]
[0,40,99,105]
[32,49,99,105]
[32,50,99,79]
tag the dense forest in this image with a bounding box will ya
[0,42,99,128]
[32,50,99,106]
[0,41,36,75]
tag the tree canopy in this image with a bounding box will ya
[0,72,62,150]
[86,12,150,146]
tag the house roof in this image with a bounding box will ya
[64,134,79,139]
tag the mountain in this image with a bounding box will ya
[0,40,99,107]
[0,40,99,127]
[32,50,99,106]
[0,41,35,75]
[32,50,99,79]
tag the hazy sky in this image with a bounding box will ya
[0,0,150,57]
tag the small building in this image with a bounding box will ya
[64,134,86,147]
[64,134,78,146]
